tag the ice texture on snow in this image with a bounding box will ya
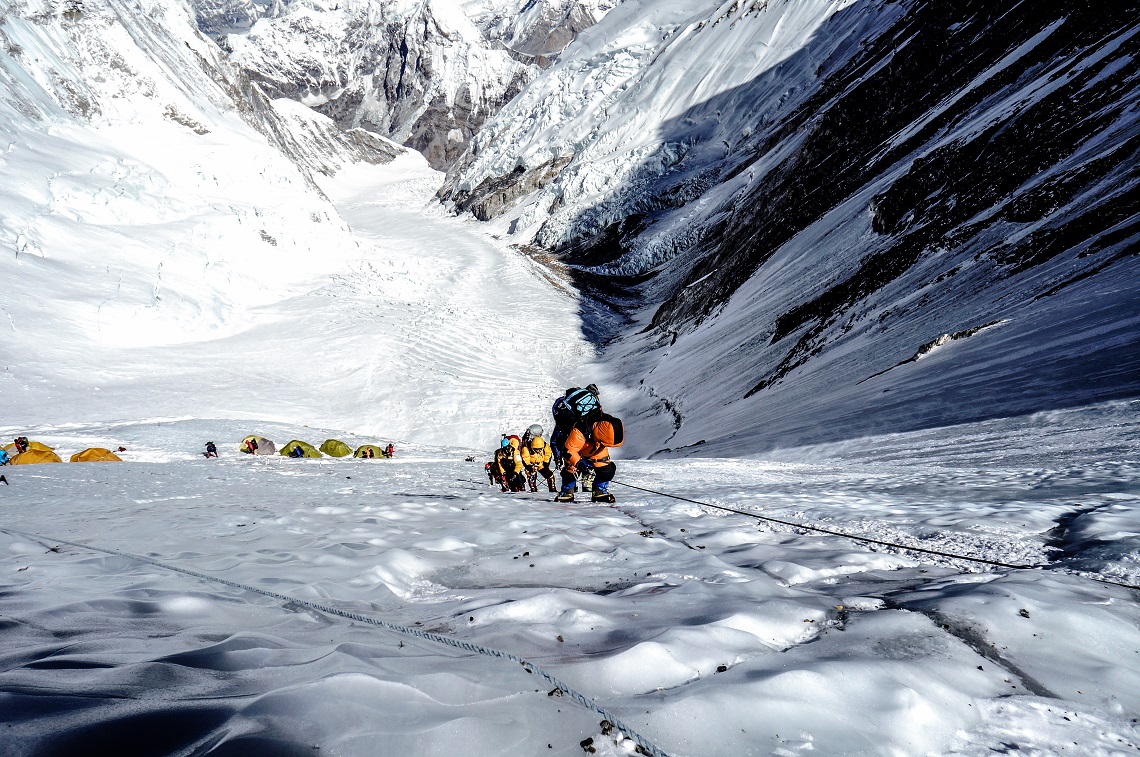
[1,405,1137,755]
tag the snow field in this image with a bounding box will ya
[1,407,1137,755]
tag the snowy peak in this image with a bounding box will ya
[210,0,616,168]
[437,0,844,230]
[217,0,537,168]
[193,0,283,37]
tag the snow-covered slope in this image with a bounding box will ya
[439,0,1140,455]
[0,0,593,446]
[2,403,1138,755]
[0,0,358,351]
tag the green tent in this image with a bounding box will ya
[354,444,387,459]
[279,440,322,458]
[320,439,353,457]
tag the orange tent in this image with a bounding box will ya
[70,447,123,463]
[9,448,62,465]
[5,440,54,456]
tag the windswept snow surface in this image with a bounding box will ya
[1,403,1138,756]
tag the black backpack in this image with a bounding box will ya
[558,386,601,427]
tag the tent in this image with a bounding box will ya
[240,435,277,455]
[70,448,123,463]
[5,440,54,456]
[279,440,322,458]
[9,448,62,465]
[320,439,353,457]
[354,444,387,459]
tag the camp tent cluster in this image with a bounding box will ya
[2,439,122,466]
[241,436,390,459]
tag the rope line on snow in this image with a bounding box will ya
[611,481,1140,593]
[0,527,670,757]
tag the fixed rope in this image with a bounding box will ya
[0,526,670,757]
[612,481,1140,592]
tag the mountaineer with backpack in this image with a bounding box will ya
[552,385,624,503]
[520,425,557,492]
[493,435,526,492]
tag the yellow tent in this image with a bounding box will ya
[70,448,123,463]
[5,440,54,456]
[354,444,387,459]
[10,448,62,465]
[279,440,322,458]
[320,439,353,457]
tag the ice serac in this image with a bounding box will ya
[441,0,1140,455]
[219,0,542,170]
[464,0,619,61]
[193,0,283,37]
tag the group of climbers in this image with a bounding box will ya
[488,425,558,493]
[487,383,623,504]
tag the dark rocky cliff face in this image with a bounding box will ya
[649,1,1138,340]
[559,0,1139,453]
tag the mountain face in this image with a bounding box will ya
[0,0,399,393]
[440,0,1140,455]
[193,0,282,36]
[212,0,616,169]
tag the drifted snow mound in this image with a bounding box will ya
[440,0,1140,455]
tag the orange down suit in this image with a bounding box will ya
[562,420,621,470]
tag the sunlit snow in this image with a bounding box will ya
[1,1,1138,755]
